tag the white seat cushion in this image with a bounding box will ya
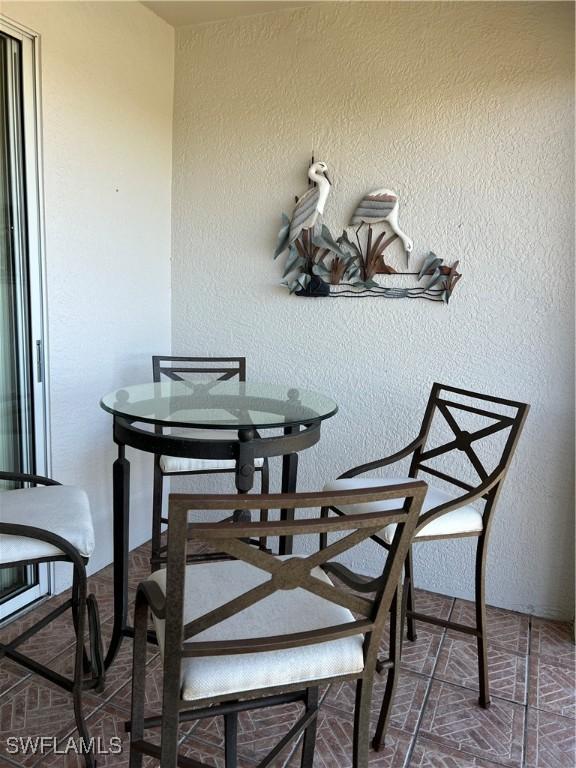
[160,429,264,473]
[0,485,95,564]
[148,559,364,701]
[323,477,483,544]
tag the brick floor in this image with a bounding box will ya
[0,541,574,768]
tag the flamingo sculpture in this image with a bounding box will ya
[351,188,413,257]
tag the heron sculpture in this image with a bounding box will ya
[351,188,414,257]
[287,160,332,246]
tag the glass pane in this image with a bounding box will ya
[0,32,39,614]
[0,566,28,601]
[101,381,338,429]
[0,32,31,483]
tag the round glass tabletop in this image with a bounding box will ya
[100,381,338,430]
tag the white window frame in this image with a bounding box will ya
[0,566,50,621]
[0,15,52,621]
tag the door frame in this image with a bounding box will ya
[1,15,52,620]
[1,14,51,474]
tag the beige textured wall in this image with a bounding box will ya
[2,1,174,586]
[172,1,575,618]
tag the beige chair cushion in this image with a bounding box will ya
[160,428,264,473]
[323,477,483,544]
[0,485,95,563]
[148,559,364,701]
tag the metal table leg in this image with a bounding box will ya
[234,428,255,523]
[104,440,130,669]
[279,426,299,555]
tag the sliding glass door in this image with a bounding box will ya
[1,33,33,478]
[0,26,50,621]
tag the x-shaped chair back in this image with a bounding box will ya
[152,356,246,385]
[149,356,270,571]
[151,357,248,430]
[409,383,529,532]
[163,484,426,671]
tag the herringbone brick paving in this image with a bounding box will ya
[0,541,573,767]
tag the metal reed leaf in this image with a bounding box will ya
[312,224,348,260]
[283,247,305,278]
[273,213,291,259]
[426,267,445,289]
[338,230,362,259]
[417,252,443,280]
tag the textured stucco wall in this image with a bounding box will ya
[2,1,174,587]
[172,1,574,619]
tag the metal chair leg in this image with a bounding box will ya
[87,594,105,692]
[476,533,491,708]
[404,547,417,641]
[129,591,149,768]
[151,459,164,571]
[300,687,319,768]
[71,569,93,674]
[224,711,238,768]
[373,585,402,751]
[71,563,96,768]
[352,676,374,768]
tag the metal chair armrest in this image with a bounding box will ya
[338,435,426,479]
[135,581,166,620]
[0,471,61,487]
[0,522,84,566]
[321,562,384,594]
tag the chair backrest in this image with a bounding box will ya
[410,383,529,500]
[160,483,426,685]
[152,356,246,384]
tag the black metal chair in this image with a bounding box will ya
[0,471,104,768]
[127,482,426,768]
[321,383,529,749]
[151,356,270,569]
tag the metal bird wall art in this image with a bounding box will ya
[273,160,462,302]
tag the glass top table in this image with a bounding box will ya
[100,381,338,430]
[99,381,338,668]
